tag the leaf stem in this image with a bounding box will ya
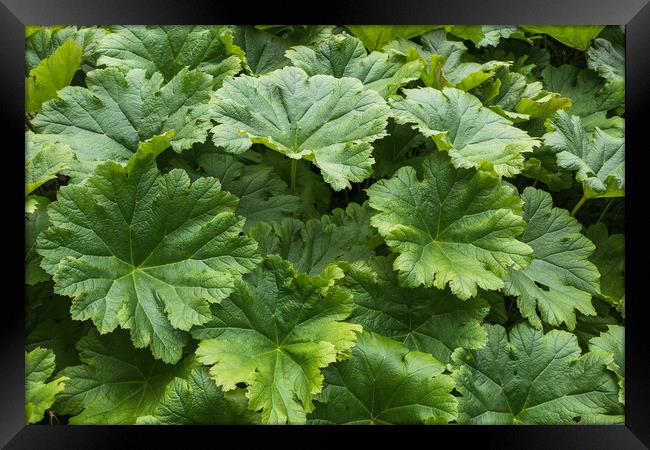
[290,159,297,194]
[570,195,587,216]
[596,198,615,224]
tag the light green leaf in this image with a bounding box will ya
[386,30,510,90]
[453,323,623,424]
[520,25,605,51]
[544,110,624,196]
[504,188,600,330]
[25,347,68,424]
[390,87,540,177]
[33,67,213,162]
[342,256,489,363]
[586,223,624,305]
[197,153,301,227]
[345,25,441,52]
[36,151,261,363]
[542,65,624,133]
[286,32,423,98]
[136,365,261,424]
[26,38,82,113]
[26,26,104,73]
[55,329,187,424]
[25,132,76,195]
[210,66,389,190]
[194,255,362,424]
[248,202,379,276]
[589,325,624,404]
[96,26,243,87]
[309,332,457,424]
[587,38,624,85]
[366,151,533,299]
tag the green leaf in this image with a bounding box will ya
[309,332,457,424]
[55,329,187,424]
[33,67,214,162]
[541,65,624,133]
[210,66,389,190]
[136,365,261,424]
[390,87,539,177]
[521,155,573,192]
[474,69,571,121]
[25,132,76,195]
[386,30,509,90]
[371,120,429,178]
[342,256,489,363]
[232,26,332,75]
[447,25,519,48]
[36,151,261,363]
[25,347,68,424]
[25,196,52,285]
[96,26,243,88]
[257,150,332,219]
[286,32,423,98]
[26,26,105,73]
[248,202,379,276]
[26,38,82,113]
[197,152,302,227]
[505,187,600,330]
[589,325,624,404]
[345,25,441,52]
[453,323,623,424]
[587,38,624,85]
[520,25,605,51]
[366,151,533,299]
[194,255,362,424]
[26,286,91,371]
[544,110,624,196]
[586,223,624,305]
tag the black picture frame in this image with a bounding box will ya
[3,1,648,448]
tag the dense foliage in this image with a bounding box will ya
[25,24,625,425]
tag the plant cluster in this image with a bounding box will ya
[25,24,625,425]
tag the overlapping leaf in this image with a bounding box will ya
[586,223,624,305]
[210,66,389,190]
[386,29,509,91]
[453,323,623,424]
[136,365,260,424]
[544,110,624,196]
[194,256,362,424]
[96,25,243,87]
[25,347,68,424]
[36,151,260,363]
[390,87,539,176]
[504,188,601,330]
[249,202,379,276]
[33,67,213,161]
[367,152,533,299]
[309,332,457,424]
[342,256,489,363]
[55,329,187,424]
[589,325,624,404]
[197,152,302,227]
[286,32,423,98]
[26,38,82,113]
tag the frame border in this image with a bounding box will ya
[4,1,648,447]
